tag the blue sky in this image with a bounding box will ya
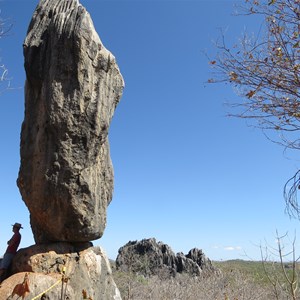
[0,0,299,261]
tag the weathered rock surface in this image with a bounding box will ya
[0,272,74,299]
[116,238,218,278]
[1,243,121,299]
[17,0,124,243]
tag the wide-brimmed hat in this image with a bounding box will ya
[12,223,23,229]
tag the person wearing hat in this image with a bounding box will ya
[0,222,23,280]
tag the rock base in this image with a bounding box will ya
[0,243,121,299]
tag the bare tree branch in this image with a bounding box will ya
[209,0,300,218]
[0,10,13,92]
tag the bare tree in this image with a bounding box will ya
[209,0,300,218]
[0,11,12,92]
[260,231,300,300]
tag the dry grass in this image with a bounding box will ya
[112,261,277,300]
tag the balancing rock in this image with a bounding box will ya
[17,0,124,243]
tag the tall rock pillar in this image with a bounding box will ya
[17,0,124,243]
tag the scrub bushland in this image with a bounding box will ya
[112,258,300,300]
[112,233,300,299]
[113,262,273,300]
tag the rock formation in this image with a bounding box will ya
[1,243,121,299]
[0,0,124,298]
[17,0,124,243]
[116,238,218,278]
[0,243,123,299]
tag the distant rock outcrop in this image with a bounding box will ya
[116,238,218,278]
[17,0,124,244]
